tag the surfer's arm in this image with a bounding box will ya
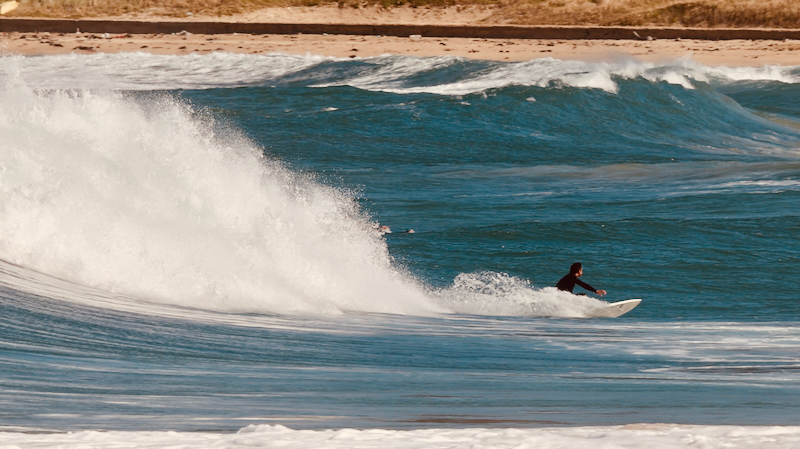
[574,278,595,292]
[576,278,605,296]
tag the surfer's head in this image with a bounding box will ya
[570,262,582,276]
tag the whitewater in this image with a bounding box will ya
[1,51,799,448]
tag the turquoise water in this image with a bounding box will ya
[1,53,799,433]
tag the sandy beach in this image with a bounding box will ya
[4,30,800,66]
[1,6,800,66]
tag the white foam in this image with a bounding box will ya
[0,74,440,316]
[314,56,800,95]
[316,56,623,94]
[0,52,331,90]
[433,271,608,317]
[706,64,800,83]
[1,424,799,448]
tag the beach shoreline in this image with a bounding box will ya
[2,27,800,66]
[2,6,800,65]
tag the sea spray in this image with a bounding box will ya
[0,77,439,316]
[433,271,607,317]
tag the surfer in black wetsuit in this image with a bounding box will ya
[556,262,607,296]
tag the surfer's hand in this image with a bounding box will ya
[596,290,607,296]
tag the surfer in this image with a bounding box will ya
[556,262,607,296]
[373,224,392,234]
[373,224,415,234]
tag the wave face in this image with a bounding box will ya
[2,52,800,439]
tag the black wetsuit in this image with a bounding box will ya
[556,273,598,294]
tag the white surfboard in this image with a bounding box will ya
[588,299,641,318]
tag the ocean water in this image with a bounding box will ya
[1,51,800,448]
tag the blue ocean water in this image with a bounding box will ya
[1,52,799,439]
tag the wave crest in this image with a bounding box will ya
[0,80,439,316]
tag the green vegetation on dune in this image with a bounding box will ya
[6,0,800,28]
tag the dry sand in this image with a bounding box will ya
[116,5,497,25]
[1,6,800,66]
